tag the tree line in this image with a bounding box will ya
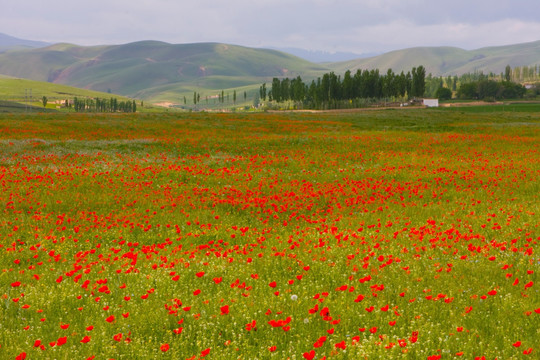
[71,97,137,112]
[456,80,526,101]
[261,66,426,109]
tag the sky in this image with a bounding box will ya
[3,0,540,54]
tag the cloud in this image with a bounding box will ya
[1,0,540,52]
[344,19,540,52]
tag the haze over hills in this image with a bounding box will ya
[0,32,50,52]
[0,33,539,104]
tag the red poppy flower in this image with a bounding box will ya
[160,343,169,352]
[269,281,277,288]
[201,348,211,357]
[398,339,407,347]
[57,336,67,346]
[220,305,230,315]
[303,350,316,360]
[81,336,91,343]
[106,315,115,323]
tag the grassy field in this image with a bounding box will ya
[0,75,135,111]
[0,109,538,359]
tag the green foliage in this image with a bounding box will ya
[72,97,137,112]
[435,86,452,100]
[457,80,526,100]
[268,66,424,109]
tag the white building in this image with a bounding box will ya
[423,98,439,107]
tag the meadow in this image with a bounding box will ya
[0,109,538,359]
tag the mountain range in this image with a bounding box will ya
[0,33,539,104]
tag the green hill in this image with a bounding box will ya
[0,41,328,104]
[0,75,134,111]
[1,39,539,105]
[328,41,540,76]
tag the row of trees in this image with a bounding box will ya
[262,66,426,109]
[72,97,137,112]
[189,90,248,106]
[385,64,532,101]
[456,80,526,100]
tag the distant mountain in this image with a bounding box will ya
[270,47,379,63]
[0,41,328,102]
[328,41,540,76]
[0,33,50,52]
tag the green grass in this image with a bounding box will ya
[437,102,540,113]
[0,76,130,103]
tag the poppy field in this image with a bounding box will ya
[0,110,538,359]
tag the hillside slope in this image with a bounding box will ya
[0,74,132,106]
[0,41,328,101]
[329,40,540,75]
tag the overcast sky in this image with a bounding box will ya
[3,0,540,54]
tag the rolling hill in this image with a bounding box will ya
[0,36,539,104]
[0,41,328,103]
[328,40,540,76]
[0,74,135,112]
